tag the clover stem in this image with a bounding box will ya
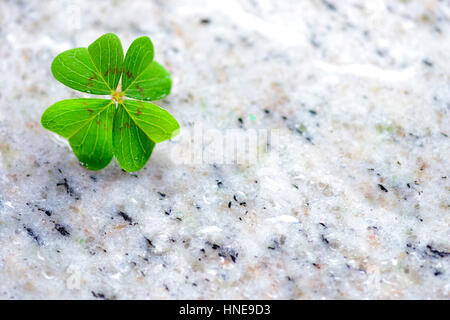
[111,82,124,103]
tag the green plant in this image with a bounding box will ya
[41,33,179,172]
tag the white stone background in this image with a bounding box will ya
[0,0,449,299]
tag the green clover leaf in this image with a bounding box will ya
[41,33,179,172]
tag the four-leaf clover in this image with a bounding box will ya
[41,33,179,172]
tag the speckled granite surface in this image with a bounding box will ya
[0,0,449,299]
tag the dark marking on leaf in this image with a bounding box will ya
[104,66,121,77]
[126,70,134,79]
[86,73,98,87]
[136,85,144,94]
[86,108,94,115]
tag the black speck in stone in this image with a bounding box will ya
[91,291,107,300]
[319,222,327,229]
[305,137,314,145]
[158,192,166,199]
[145,237,155,249]
[267,239,280,250]
[55,224,70,237]
[216,180,223,188]
[434,270,443,276]
[238,117,244,127]
[37,206,52,217]
[118,211,133,225]
[56,177,80,200]
[308,109,317,115]
[422,59,433,67]
[321,234,329,245]
[376,49,385,57]
[321,0,337,11]
[426,245,450,258]
[309,36,320,48]
[200,18,211,24]
[229,251,238,263]
[90,175,97,182]
[378,184,388,192]
[23,225,42,245]
[228,201,232,208]
[264,109,271,114]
